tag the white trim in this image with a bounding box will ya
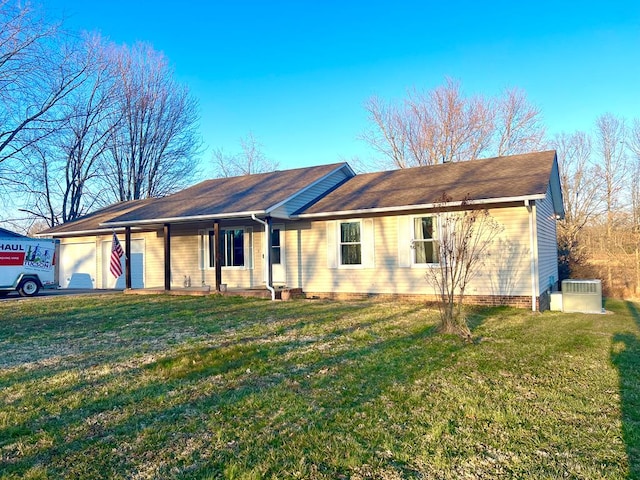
[526,200,538,312]
[271,224,285,283]
[337,219,364,269]
[250,214,275,301]
[198,229,206,271]
[101,210,266,228]
[295,194,546,219]
[36,228,144,238]
[409,214,441,268]
[204,227,249,270]
[245,226,254,270]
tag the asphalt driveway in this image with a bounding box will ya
[0,289,122,301]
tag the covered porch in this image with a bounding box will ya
[116,214,282,300]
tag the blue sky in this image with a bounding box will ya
[46,0,640,176]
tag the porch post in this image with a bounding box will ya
[125,227,132,289]
[164,223,171,291]
[214,220,222,291]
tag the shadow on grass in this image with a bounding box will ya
[0,301,448,478]
[465,305,504,340]
[611,301,640,479]
[0,297,500,478]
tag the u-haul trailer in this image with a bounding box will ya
[0,238,58,297]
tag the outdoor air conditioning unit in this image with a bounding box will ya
[561,279,603,314]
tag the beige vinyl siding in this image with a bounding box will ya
[299,206,533,297]
[281,222,304,288]
[142,230,167,288]
[535,185,560,293]
[167,226,200,288]
[480,206,533,297]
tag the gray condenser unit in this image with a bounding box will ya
[561,279,603,314]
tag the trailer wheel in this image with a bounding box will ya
[18,279,40,297]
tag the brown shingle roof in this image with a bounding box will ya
[38,151,562,236]
[38,199,154,235]
[102,162,348,226]
[299,151,558,216]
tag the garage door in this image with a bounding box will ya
[101,238,145,289]
[59,242,96,289]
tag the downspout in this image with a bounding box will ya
[251,214,276,301]
[525,200,537,312]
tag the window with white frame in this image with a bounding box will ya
[271,228,281,264]
[208,229,245,267]
[412,216,439,264]
[340,221,362,265]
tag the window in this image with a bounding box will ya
[413,217,439,264]
[340,221,361,265]
[209,229,244,267]
[271,228,281,265]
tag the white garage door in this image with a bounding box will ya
[59,242,96,289]
[101,238,145,289]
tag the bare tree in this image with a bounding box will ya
[425,196,503,340]
[595,113,627,290]
[212,132,278,177]
[596,113,627,215]
[628,119,640,294]
[628,119,640,224]
[19,35,119,227]
[0,2,89,173]
[419,79,494,164]
[103,42,202,203]
[495,88,546,156]
[361,78,545,169]
[551,131,601,278]
[361,95,415,169]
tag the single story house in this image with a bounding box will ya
[39,150,564,311]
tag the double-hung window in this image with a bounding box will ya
[412,216,439,264]
[327,219,374,269]
[209,229,245,267]
[340,221,362,265]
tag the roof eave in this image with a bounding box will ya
[294,194,546,219]
[549,153,565,219]
[100,210,268,227]
[35,227,144,238]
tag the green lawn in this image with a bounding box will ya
[0,295,638,479]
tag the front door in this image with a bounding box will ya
[271,224,285,285]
